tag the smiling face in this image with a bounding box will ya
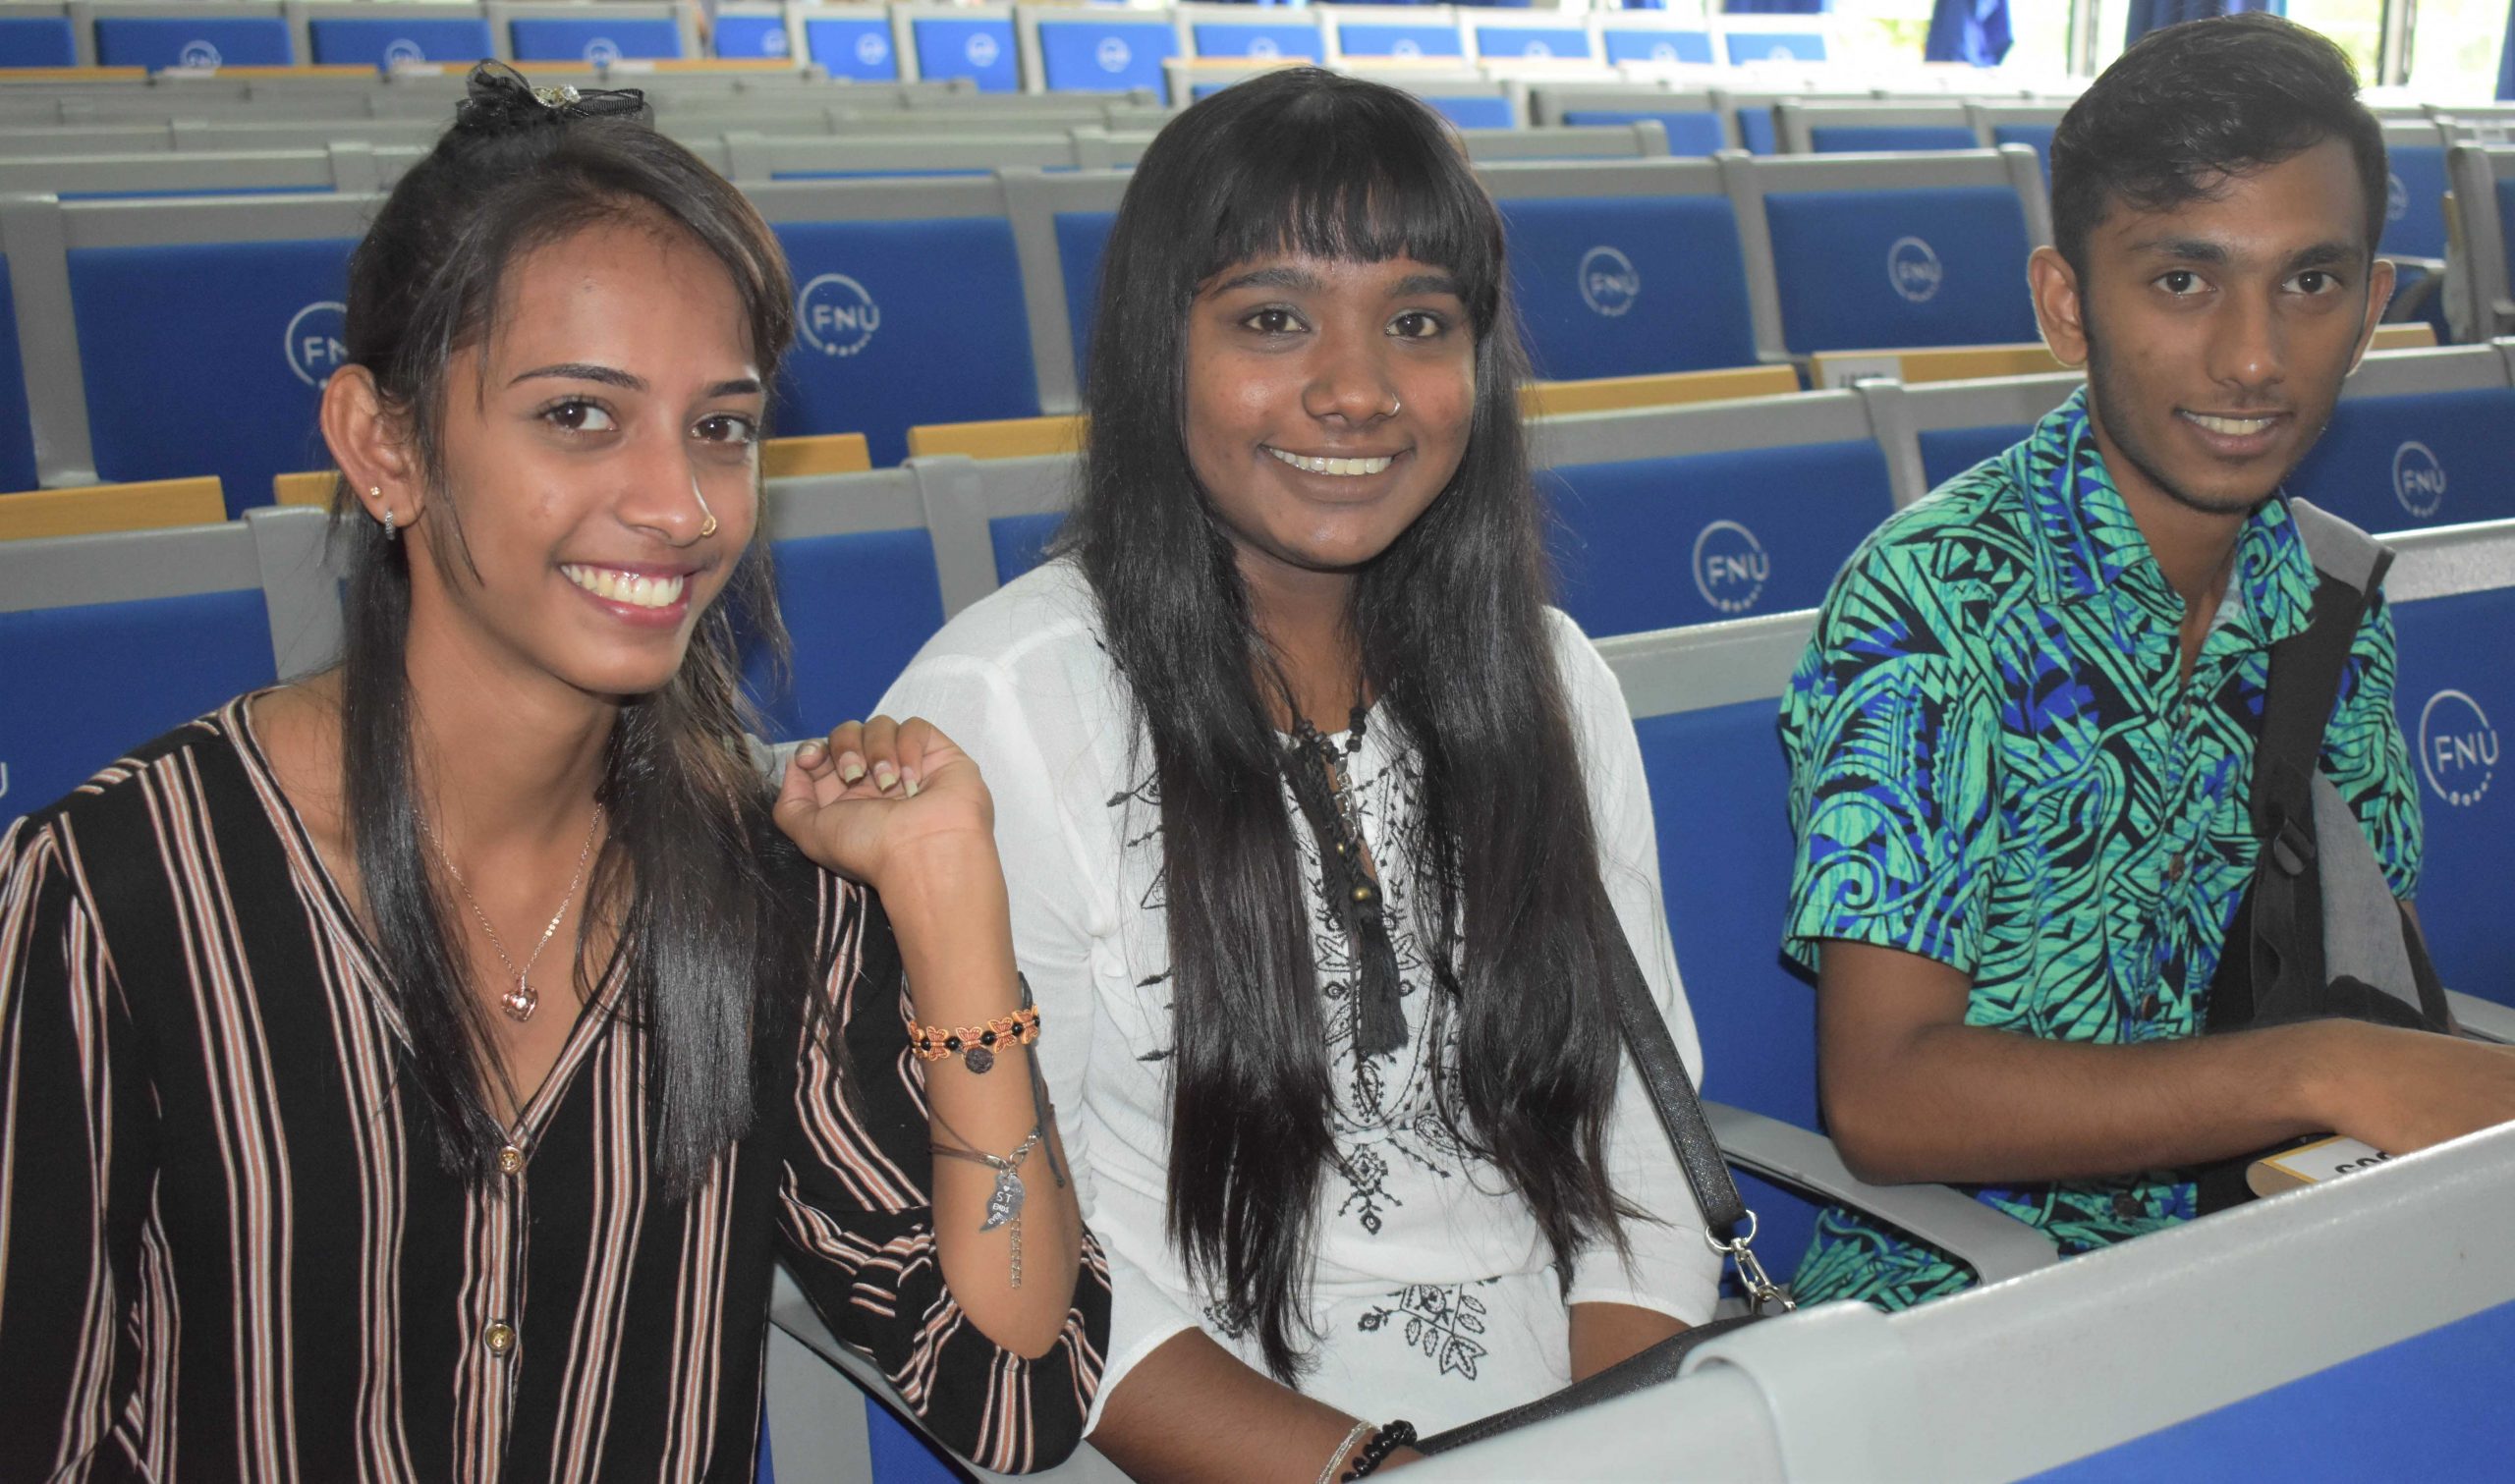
[2035,137,2392,521]
[406,215,765,704]
[1181,251,1479,607]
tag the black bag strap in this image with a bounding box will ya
[1599,925,1748,1235]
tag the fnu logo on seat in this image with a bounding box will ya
[1887,236,1941,303]
[383,38,427,69]
[2420,689,2496,808]
[965,30,1000,68]
[798,274,880,357]
[2392,440,2445,519]
[1691,520,1768,615]
[178,39,223,70]
[1578,246,1640,317]
[1096,36,1132,74]
[584,37,622,67]
[856,32,890,67]
[285,302,349,387]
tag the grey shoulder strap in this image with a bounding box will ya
[2285,496,2390,595]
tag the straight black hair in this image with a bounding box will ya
[2051,12,2388,277]
[332,64,806,1192]
[1063,68,1634,1381]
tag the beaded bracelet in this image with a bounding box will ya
[907,1003,1040,1073]
[1340,1420,1416,1481]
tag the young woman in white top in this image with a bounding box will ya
[876,68,1717,1481]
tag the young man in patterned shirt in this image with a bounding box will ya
[1777,12,2515,1309]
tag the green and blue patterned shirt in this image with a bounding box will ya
[1778,388,2422,1309]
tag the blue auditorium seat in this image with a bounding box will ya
[1188,22,1321,62]
[2384,521,2515,1008]
[1635,694,1826,1280]
[1425,94,1516,130]
[1470,23,1593,62]
[803,18,898,81]
[307,18,495,69]
[1492,173,1760,381]
[1332,22,1465,61]
[508,17,683,63]
[712,15,793,62]
[2380,131,2451,264]
[1872,371,2081,503]
[748,524,949,739]
[1599,27,1715,65]
[94,17,293,70]
[911,16,1019,92]
[1809,125,1980,153]
[0,16,77,68]
[1560,108,1728,157]
[0,259,35,493]
[68,233,355,517]
[1989,123,2057,179]
[1544,435,1895,635]
[1919,422,2031,489]
[1754,171,2041,355]
[1050,208,1115,383]
[2285,385,2515,535]
[768,210,1042,467]
[1034,15,1175,94]
[1723,28,1827,64]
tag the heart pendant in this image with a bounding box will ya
[980,1168,1026,1233]
[501,979,537,1022]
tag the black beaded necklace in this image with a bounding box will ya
[1280,701,1408,1058]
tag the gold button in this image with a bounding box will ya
[484,1322,516,1356]
[497,1145,525,1176]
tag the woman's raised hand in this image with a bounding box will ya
[773,716,997,894]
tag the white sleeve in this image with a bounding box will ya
[1550,617,1725,1326]
[877,651,1203,1428]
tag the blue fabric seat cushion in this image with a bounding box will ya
[1500,194,1759,380]
[1762,185,2038,355]
[745,528,947,740]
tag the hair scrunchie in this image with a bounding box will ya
[453,60,648,136]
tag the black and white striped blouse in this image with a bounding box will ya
[0,698,1108,1482]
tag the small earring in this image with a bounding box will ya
[381,510,396,541]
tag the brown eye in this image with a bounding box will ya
[543,400,617,433]
[693,413,756,445]
[1241,307,1303,335]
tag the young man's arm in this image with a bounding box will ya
[1816,939,2515,1184]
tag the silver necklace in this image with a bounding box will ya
[417,803,603,1023]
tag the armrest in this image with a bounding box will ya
[1703,1101,2061,1288]
[767,1266,1135,1483]
[2448,988,2515,1045]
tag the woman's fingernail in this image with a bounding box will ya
[872,761,899,792]
[839,753,866,784]
[796,741,824,765]
[904,775,922,798]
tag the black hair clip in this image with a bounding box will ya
[454,61,646,136]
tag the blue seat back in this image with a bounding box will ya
[1634,696,1823,1283]
[1472,24,1593,62]
[712,15,793,61]
[1051,208,1116,382]
[95,17,293,69]
[1334,23,1463,60]
[746,528,948,738]
[1763,185,2038,355]
[1544,441,1893,636]
[69,237,353,516]
[1990,124,2056,181]
[1560,108,1726,156]
[1809,125,1979,154]
[990,512,1061,585]
[804,18,898,80]
[1036,17,1175,93]
[1734,105,1780,155]
[307,18,495,68]
[0,259,35,492]
[913,17,1018,91]
[2380,145,2449,261]
[508,17,683,63]
[1,588,275,817]
[1919,424,2030,491]
[0,16,77,67]
[2285,387,2515,534]
[771,218,1041,467]
[1501,194,1759,380]
[2389,578,2515,1007]
[1426,95,1515,130]
[1600,27,1714,65]
[1189,23,1320,61]
[1725,29,1826,64]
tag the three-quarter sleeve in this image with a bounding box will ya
[774,880,1110,1474]
[1548,616,1724,1326]
[0,814,158,1479]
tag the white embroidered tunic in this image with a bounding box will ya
[879,560,1718,1434]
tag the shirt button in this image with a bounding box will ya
[2164,853,2187,883]
[497,1145,525,1177]
[2139,992,2160,1019]
[484,1322,516,1356]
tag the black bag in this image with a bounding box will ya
[2198,501,2454,1212]
[1414,928,1793,1456]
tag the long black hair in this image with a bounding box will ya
[1065,69,1634,1381]
[330,64,804,1192]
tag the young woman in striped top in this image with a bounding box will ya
[0,66,1103,1480]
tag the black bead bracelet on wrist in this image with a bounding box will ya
[1341,1420,1416,1480]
